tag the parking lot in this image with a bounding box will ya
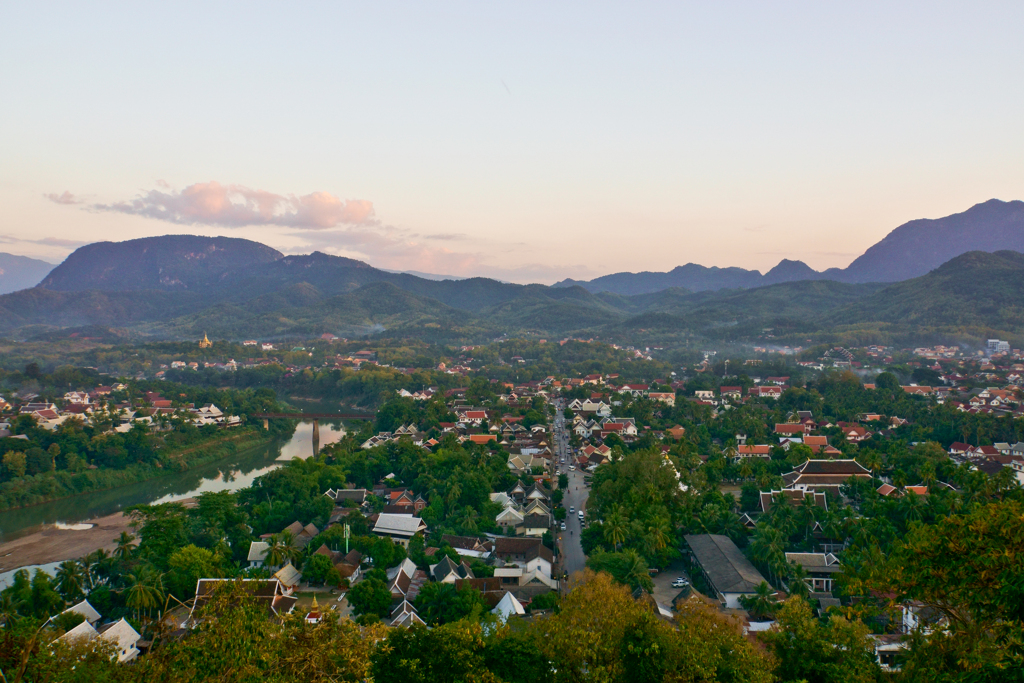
[650,560,694,613]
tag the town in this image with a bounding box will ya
[1,334,1022,680]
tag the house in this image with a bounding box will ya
[247,541,271,568]
[274,563,302,592]
[749,386,783,399]
[775,423,809,437]
[785,553,842,592]
[496,506,525,530]
[429,555,475,583]
[720,386,742,399]
[51,599,102,627]
[58,618,141,663]
[492,591,527,620]
[493,537,554,579]
[781,459,873,494]
[188,578,297,625]
[759,489,827,514]
[324,488,368,506]
[683,534,769,609]
[736,445,772,459]
[389,599,426,627]
[372,514,428,547]
[649,392,676,406]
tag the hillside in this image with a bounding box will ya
[39,235,283,292]
[829,250,1024,331]
[0,253,54,294]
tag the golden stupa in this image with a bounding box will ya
[199,332,213,349]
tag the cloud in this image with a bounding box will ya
[44,191,81,205]
[423,232,467,241]
[93,181,377,229]
[0,234,88,248]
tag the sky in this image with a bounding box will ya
[1,2,1023,284]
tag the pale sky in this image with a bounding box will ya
[1,2,1022,283]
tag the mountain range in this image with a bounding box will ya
[1,199,1023,343]
[554,199,1024,294]
[0,253,55,295]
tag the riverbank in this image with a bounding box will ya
[0,511,134,573]
[0,428,277,513]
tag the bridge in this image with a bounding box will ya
[253,412,374,420]
[253,412,374,455]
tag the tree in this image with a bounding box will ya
[603,506,629,550]
[558,474,569,490]
[302,553,341,586]
[123,567,164,621]
[167,545,223,600]
[850,499,1024,679]
[2,451,27,479]
[114,531,136,561]
[414,582,487,625]
[55,560,85,603]
[739,581,779,620]
[759,597,880,683]
[345,576,392,618]
[371,621,498,683]
[586,549,654,592]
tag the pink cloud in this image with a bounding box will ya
[93,181,376,229]
[44,191,81,205]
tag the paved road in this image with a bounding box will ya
[551,399,589,578]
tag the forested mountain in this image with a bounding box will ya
[0,253,54,294]
[827,250,1024,330]
[3,235,1024,343]
[39,235,283,292]
[555,199,1024,294]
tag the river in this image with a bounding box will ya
[0,420,347,543]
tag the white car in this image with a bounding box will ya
[569,506,575,513]
[671,578,689,588]
[560,522,566,531]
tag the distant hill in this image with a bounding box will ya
[555,199,1024,294]
[0,253,54,294]
[829,250,1024,331]
[554,263,766,295]
[39,235,283,292]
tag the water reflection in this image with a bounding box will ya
[0,421,346,541]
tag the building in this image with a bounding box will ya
[785,552,842,592]
[683,534,769,609]
[781,459,873,494]
[58,618,142,663]
[372,513,428,547]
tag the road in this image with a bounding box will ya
[551,399,590,578]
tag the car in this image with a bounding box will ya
[560,522,566,531]
[569,465,576,471]
[671,578,689,588]
[569,506,574,513]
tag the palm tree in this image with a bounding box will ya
[739,581,779,620]
[621,549,652,592]
[123,568,164,621]
[55,561,85,603]
[785,562,811,599]
[644,518,671,556]
[749,525,786,586]
[603,507,628,550]
[266,531,301,568]
[797,495,819,546]
[115,532,136,561]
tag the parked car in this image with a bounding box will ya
[560,522,566,531]
[671,577,689,588]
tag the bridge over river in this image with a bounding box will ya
[253,412,374,455]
